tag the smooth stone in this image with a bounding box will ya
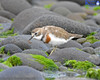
[58,40,83,49]
[22,49,47,57]
[77,38,87,44]
[82,42,91,47]
[0,66,45,80]
[1,44,22,55]
[0,0,32,15]
[22,14,96,36]
[82,47,95,54]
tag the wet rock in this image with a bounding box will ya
[94,32,100,40]
[82,47,95,55]
[49,48,91,63]
[0,16,12,23]
[94,47,100,54]
[1,44,22,55]
[58,40,83,49]
[93,14,100,25]
[22,49,47,57]
[0,35,31,50]
[83,8,96,15]
[53,7,72,16]
[22,14,96,36]
[0,66,45,80]
[77,38,87,44]
[0,10,15,20]
[0,63,9,69]
[84,19,99,28]
[0,35,49,51]
[0,23,12,33]
[55,77,93,80]
[15,53,44,71]
[88,55,100,65]
[91,41,100,48]
[82,42,91,47]
[66,13,84,22]
[50,1,84,12]
[57,0,85,5]
[0,0,32,15]
[11,7,57,34]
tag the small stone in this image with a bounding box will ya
[77,38,87,44]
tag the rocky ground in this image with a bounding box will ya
[0,0,100,80]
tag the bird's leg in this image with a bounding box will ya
[50,46,57,55]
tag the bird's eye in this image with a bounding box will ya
[35,32,38,35]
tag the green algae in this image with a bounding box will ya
[0,69,4,72]
[86,68,98,79]
[3,55,22,67]
[85,32,100,44]
[31,54,58,71]
[0,46,5,54]
[65,60,96,71]
[93,6,100,11]
[0,27,17,38]
[44,4,53,9]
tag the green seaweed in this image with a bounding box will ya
[45,78,55,80]
[31,54,58,71]
[86,36,100,43]
[93,6,100,11]
[3,55,22,67]
[0,46,5,54]
[93,12,98,16]
[86,68,98,79]
[7,51,11,56]
[0,69,4,72]
[0,27,4,30]
[65,60,95,71]
[84,5,89,9]
[3,61,12,67]
[0,27,17,38]
[86,32,100,43]
[44,4,53,9]
[0,58,4,63]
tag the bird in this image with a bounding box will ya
[28,26,83,46]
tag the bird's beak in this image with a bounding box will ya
[29,33,34,41]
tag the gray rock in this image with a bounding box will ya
[91,41,100,48]
[0,0,32,15]
[57,0,85,5]
[14,53,44,71]
[94,32,100,40]
[77,38,87,44]
[0,63,9,69]
[82,47,95,54]
[82,42,91,47]
[0,66,45,80]
[93,14,100,25]
[22,49,47,57]
[50,1,84,12]
[0,23,12,33]
[11,7,57,34]
[58,40,83,49]
[22,15,96,36]
[0,16,11,23]
[1,44,22,55]
[0,10,15,20]
[84,19,99,28]
[66,13,84,22]
[49,48,91,64]
[88,55,100,65]
[55,77,93,80]
[53,7,72,16]
[94,47,100,54]
[0,35,49,51]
